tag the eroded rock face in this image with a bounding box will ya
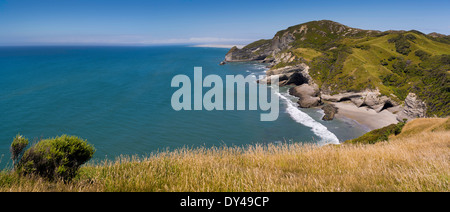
[289,83,320,97]
[270,32,295,55]
[321,92,363,102]
[397,93,427,121]
[257,74,289,85]
[279,72,309,86]
[260,63,322,108]
[364,92,393,112]
[298,96,322,108]
[225,29,297,62]
[289,84,322,108]
[321,90,398,112]
[259,64,312,87]
[321,104,338,121]
[266,64,307,76]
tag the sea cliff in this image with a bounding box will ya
[222,20,449,129]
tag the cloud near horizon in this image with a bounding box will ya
[0,35,253,46]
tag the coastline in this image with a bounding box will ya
[247,61,395,140]
[190,44,246,49]
[255,62,399,133]
[332,101,399,131]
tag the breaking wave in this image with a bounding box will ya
[275,91,340,145]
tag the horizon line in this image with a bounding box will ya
[0,43,246,48]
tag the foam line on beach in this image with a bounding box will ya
[276,91,340,145]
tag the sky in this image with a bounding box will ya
[0,0,449,46]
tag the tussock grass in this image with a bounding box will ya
[1,119,449,192]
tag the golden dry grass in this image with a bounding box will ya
[395,117,450,138]
[1,118,449,192]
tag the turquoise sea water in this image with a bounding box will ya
[0,46,368,168]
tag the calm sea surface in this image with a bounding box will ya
[0,46,367,168]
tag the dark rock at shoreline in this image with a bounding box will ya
[321,104,338,121]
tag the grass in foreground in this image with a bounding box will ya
[0,118,449,192]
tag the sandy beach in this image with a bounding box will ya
[332,101,399,131]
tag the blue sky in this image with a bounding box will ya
[0,0,449,45]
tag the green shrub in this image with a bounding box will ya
[414,50,431,60]
[10,134,29,167]
[388,34,412,55]
[392,57,407,74]
[395,40,411,55]
[387,56,397,61]
[355,44,371,50]
[440,54,450,65]
[405,34,417,41]
[412,54,450,117]
[17,135,95,181]
[382,73,405,86]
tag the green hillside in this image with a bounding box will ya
[263,21,450,116]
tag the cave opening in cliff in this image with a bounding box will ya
[339,97,352,102]
[381,101,394,111]
[291,72,309,85]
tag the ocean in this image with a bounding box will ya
[0,46,368,168]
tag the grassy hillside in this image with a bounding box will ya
[395,117,450,138]
[267,21,450,116]
[1,118,448,192]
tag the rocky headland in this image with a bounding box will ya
[259,63,416,129]
[220,20,447,130]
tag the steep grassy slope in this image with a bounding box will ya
[1,118,448,192]
[310,32,450,97]
[275,20,380,50]
[395,117,450,138]
[255,20,450,116]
